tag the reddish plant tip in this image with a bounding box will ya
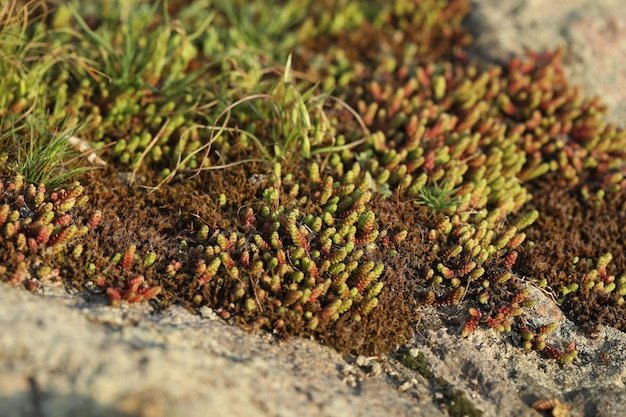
[542,343,578,364]
[532,398,570,415]
[87,210,102,230]
[106,275,161,306]
[504,251,518,268]
[461,308,481,337]
[120,245,136,271]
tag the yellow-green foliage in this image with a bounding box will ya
[190,167,392,332]
[1,0,626,361]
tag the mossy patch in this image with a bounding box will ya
[396,346,433,379]
[0,0,625,364]
[442,388,483,417]
[395,346,483,416]
[519,173,626,335]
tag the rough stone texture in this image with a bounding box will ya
[412,301,626,417]
[2,276,626,417]
[2,1,626,417]
[0,283,437,417]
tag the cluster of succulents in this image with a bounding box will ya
[182,161,401,335]
[517,176,626,336]
[296,33,544,354]
[501,50,626,188]
[273,0,626,361]
[1,0,625,363]
[44,1,219,175]
[0,173,95,287]
[96,244,163,307]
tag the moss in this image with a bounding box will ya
[518,173,626,335]
[395,346,483,416]
[1,0,625,366]
[435,376,450,388]
[442,388,483,417]
[396,346,433,379]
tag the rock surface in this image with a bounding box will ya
[2,278,626,417]
[2,1,626,417]
[0,283,435,417]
